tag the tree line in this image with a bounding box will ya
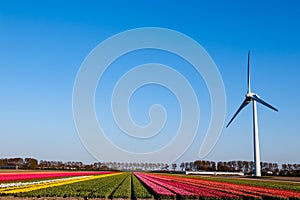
[0,158,170,171]
[0,158,38,169]
[179,160,300,176]
[1,158,299,176]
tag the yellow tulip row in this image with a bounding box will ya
[1,172,121,194]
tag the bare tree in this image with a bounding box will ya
[211,161,216,171]
[171,163,177,171]
[180,162,185,171]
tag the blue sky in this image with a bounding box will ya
[0,0,299,164]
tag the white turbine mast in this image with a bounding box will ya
[226,51,278,177]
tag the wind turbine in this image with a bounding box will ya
[226,51,278,177]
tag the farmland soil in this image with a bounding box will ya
[0,198,154,200]
[0,197,132,200]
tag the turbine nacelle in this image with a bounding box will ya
[246,92,257,98]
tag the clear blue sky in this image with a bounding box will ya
[0,0,299,164]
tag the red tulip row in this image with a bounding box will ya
[152,173,300,199]
[0,171,112,182]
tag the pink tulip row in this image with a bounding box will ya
[134,172,175,196]
[153,174,261,199]
[135,172,237,198]
[152,173,300,199]
[137,173,194,196]
[0,171,112,182]
[142,173,237,198]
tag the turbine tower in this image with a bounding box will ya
[226,51,278,177]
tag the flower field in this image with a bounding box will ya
[135,173,300,199]
[0,171,299,199]
[0,171,111,182]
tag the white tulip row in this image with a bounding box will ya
[0,175,91,189]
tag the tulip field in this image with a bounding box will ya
[0,171,112,182]
[0,171,299,199]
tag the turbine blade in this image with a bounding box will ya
[247,51,251,93]
[252,95,278,112]
[226,99,250,128]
